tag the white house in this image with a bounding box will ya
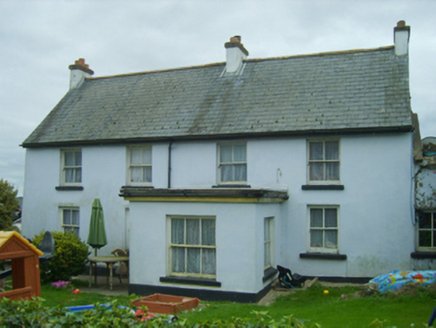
[22,21,426,302]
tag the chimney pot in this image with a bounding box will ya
[68,58,94,90]
[224,35,249,74]
[394,20,411,56]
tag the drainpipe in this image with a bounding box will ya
[168,140,173,188]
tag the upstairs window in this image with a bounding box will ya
[417,211,436,251]
[61,149,82,184]
[308,206,339,253]
[308,140,340,183]
[128,147,152,185]
[218,143,247,184]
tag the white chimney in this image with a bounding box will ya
[224,36,249,74]
[394,20,411,56]
[68,58,94,89]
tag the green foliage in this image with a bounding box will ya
[0,179,19,230]
[33,231,90,283]
[0,297,320,327]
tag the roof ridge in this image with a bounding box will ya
[87,45,395,81]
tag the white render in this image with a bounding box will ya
[22,132,415,294]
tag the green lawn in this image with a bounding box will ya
[39,280,436,327]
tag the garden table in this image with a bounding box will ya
[88,256,129,290]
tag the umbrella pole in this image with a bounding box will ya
[94,248,98,284]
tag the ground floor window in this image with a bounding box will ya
[264,217,274,269]
[417,211,436,250]
[169,216,216,278]
[308,206,338,252]
[61,207,80,235]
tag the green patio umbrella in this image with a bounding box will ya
[87,198,107,256]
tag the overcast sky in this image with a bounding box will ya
[1,0,435,196]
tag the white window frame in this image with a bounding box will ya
[60,207,80,235]
[167,216,216,279]
[264,217,275,270]
[60,149,82,185]
[307,140,340,184]
[416,211,436,251]
[127,146,152,186]
[217,143,247,185]
[307,205,339,254]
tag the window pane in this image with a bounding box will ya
[187,248,200,273]
[309,163,324,180]
[419,230,431,247]
[325,141,339,160]
[186,219,200,245]
[171,247,185,273]
[144,167,152,182]
[309,142,323,160]
[310,230,323,247]
[202,249,216,275]
[171,219,185,244]
[131,167,142,182]
[75,168,82,183]
[325,230,338,248]
[310,209,323,227]
[63,210,71,225]
[233,145,246,162]
[65,152,74,166]
[202,220,216,246]
[74,151,82,166]
[220,145,232,163]
[131,149,141,165]
[221,165,233,182]
[65,169,75,183]
[72,210,80,225]
[325,209,337,227]
[142,148,152,164]
[419,213,432,229]
[234,164,247,181]
[325,162,339,180]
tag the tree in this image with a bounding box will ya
[0,179,19,230]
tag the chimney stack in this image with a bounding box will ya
[394,20,411,56]
[224,36,249,74]
[68,58,94,89]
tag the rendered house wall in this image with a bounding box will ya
[22,132,414,286]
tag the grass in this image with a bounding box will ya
[181,284,436,327]
[40,278,127,308]
[38,280,436,327]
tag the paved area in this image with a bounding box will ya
[74,274,129,296]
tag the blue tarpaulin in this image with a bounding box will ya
[370,270,436,293]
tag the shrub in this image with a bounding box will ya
[33,231,90,283]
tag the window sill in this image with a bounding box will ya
[263,267,278,283]
[300,253,347,260]
[411,251,436,259]
[213,184,251,188]
[160,276,221,287]
[302,185,344,191]
[55,186,84,191]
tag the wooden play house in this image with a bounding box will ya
[0,231,43,300]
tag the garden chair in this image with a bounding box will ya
[38,231,55,264]
[38,231,55,276]
[111,248,129,283]
[277,265,307,288]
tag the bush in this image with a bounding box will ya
[33,231,90,283]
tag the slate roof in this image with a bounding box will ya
[22,45,412,148]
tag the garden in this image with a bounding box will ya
[0,227,435,327]
[1,275,436,327]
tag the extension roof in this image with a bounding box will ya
[22,46,412,148]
